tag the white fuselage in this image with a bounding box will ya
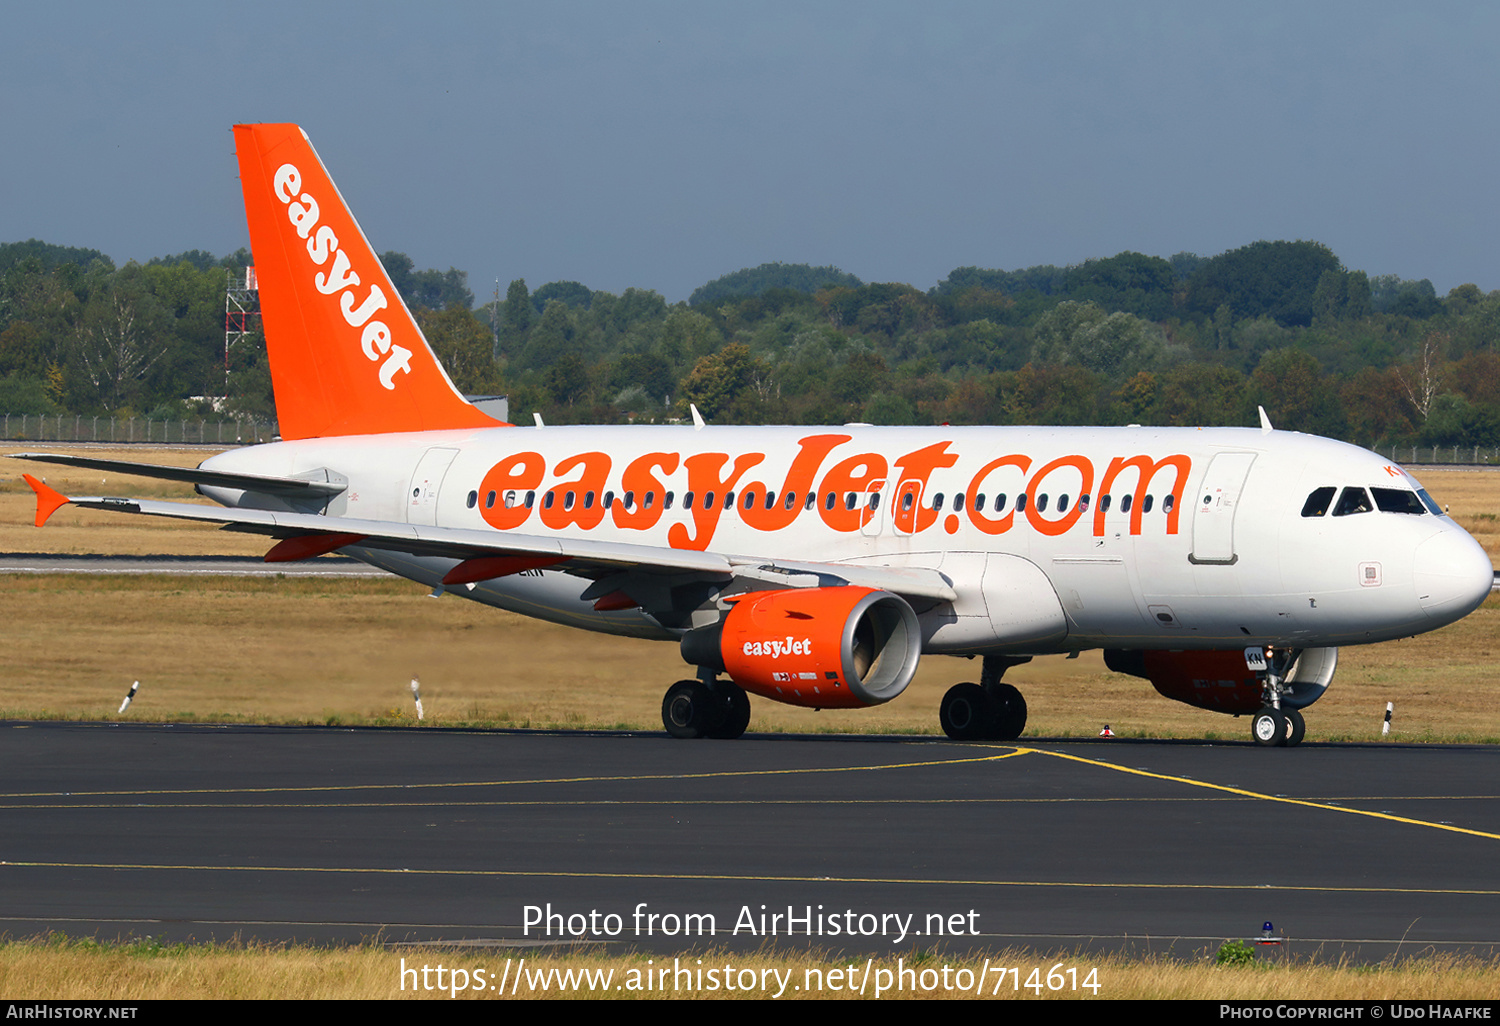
[200,423,1494,656]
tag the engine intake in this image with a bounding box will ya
[681,586,921,709]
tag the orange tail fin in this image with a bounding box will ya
[233,123,499,440]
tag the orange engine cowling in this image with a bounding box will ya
[681,587,921,709]
[1105,648,1264,714]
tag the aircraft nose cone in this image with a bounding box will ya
[1414,529,1494,624]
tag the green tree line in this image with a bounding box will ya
[3,236,1497,449]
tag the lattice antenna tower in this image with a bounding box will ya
[224,266,260,397]
[492,278,501,358]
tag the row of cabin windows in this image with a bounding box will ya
[1300,485,1434,518]
[463,487,1175,517]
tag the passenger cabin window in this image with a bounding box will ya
[1332,487,1373,516]
[1301,487,1335,517]
[1142,495,1154,513]
[466,490,477,509]
[1371,488,1427,515]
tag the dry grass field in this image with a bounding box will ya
[2,937,1498,1000]
[0,447,1495,741]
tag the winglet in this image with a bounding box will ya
[23,474,71,527]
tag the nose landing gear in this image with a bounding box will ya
[1249,647,1305,747]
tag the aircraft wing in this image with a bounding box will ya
[21,476,957,603]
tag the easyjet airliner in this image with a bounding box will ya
[17,125,1494,746]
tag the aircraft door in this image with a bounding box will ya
[407,447,459,526]
[1190,452,1257,564]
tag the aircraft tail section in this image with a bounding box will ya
[233,123,500,439]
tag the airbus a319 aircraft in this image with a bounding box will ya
[18,124,1494,746]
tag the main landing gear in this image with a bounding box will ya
[940,655,1030,741]
[661,677,751,739]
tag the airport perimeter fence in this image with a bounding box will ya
[1,414,279,446]
[1360,444,1500,466]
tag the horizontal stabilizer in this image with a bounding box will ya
[10,453,345,499]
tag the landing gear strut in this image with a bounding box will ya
[661,677,751,739]
[940,656,1030,741]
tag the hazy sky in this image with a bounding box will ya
[2,2,1495,302]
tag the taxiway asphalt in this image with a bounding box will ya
[1,722,1497,961]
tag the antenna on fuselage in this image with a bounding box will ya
[533,412,545,428]
[1258,406,1274,434]
[690,404,706,431]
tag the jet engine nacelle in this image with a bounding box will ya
[681,586,921,709]
[1104,647,1337,714]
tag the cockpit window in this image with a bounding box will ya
[1371,487,1427,515]
[1416,488,1444,516]
[1301,487,1335,517]
[1332,487,1373,516]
